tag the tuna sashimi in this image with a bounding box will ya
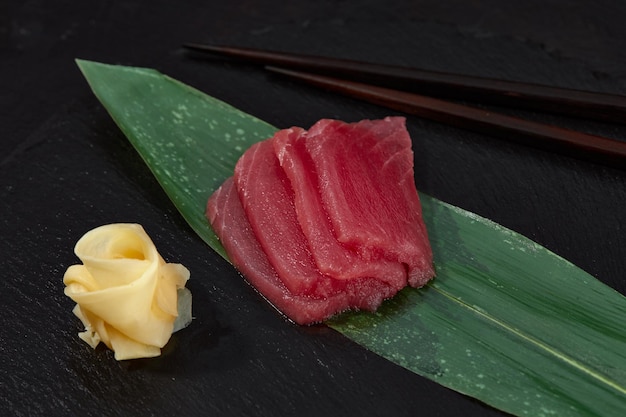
[206,117,435,325]
[304,117,434,286]
[234,139,336,297]
[207,178,398,325]
[273,127,407,288]
[234,135,405,298]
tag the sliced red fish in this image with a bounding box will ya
[273,126,407,288]
[207,178,398,324]
[206,117,435,324]
[304,117,434,286]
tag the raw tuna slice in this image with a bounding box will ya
[206,117,435,325]
[233,139,339,298]
[272,127,407,288]
[207,178,398,325]
[304,117,434,286]
[234,137,406,298]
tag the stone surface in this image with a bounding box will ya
[1,1,625,416]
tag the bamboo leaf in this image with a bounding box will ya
[77,59,626,417]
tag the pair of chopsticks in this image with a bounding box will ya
[183,43,626,169]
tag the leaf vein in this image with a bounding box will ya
[432,285,626,396]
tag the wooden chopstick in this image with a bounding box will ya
[266,66,626,168]
[183,43,626,125]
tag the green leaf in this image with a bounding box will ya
[77,59,626,417]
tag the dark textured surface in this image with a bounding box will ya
[1,1,625,416]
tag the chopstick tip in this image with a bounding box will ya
[182,43,220,52]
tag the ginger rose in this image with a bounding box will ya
[63,223,192,360]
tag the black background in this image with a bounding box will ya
[1,1,625,416]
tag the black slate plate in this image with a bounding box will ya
[2,1,625,416]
